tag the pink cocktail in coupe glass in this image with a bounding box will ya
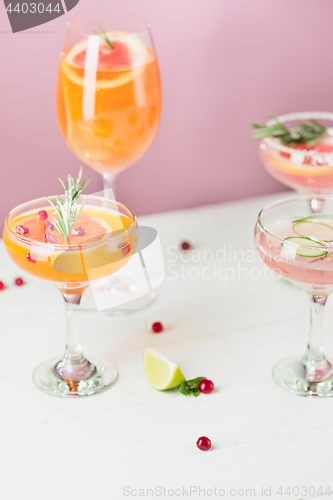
[256,112,333,211]
[254,195,333,397]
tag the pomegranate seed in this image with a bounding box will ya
[196,436,212,452]
[36,210,48,221]
[181,241,191,251]
[26,253,37,264]
[46,233,58,244]
[16,225,29,235]
[198,379,214,394]
[72,227,85,236]
[152,322,163,333]
[15,278,24,286]
[44,220,55,231]
[0,281,5,291]
[118,242,131,256]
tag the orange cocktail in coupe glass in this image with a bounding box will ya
[56,13,161,308]
[3,170,139,397]
[253,112,333,213]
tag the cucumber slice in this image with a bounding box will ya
[292,214,333,223]
[284,237,327,258]
[292,221,333,242]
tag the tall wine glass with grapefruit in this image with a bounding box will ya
[3,169,139,397]
[56,14,161,309]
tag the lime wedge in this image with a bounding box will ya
[143,348,186,391]
[292,221,333,242]
[284,236,327,258]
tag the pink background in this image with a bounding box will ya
[1,0,333,224]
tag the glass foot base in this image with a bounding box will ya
[33,357,117,398]
[273,356,333,397]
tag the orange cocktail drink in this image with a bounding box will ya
[4,198,137,290]
[3,191,139,398]
[256,112,333,196]
[56,25,161,175]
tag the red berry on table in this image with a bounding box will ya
[198,379,214,394]
[152,322,163,333]
[16,225,29,235]
[46,233,58,244]
[181,241,191,251]
[36,210,48,221]
[15,278,24,286]
[44,220,55,231]
[26,253,37,264]
[72,226,85,236]
[196,436,212,452]
[0,281,5,291]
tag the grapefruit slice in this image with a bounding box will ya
[62,31,148,89]
[45,212,112,245]
[16,211,112,246]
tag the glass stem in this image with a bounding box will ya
[54,291,96,390]
[102,172,117,199]
[64,293,84,362]
[302,294,332,382]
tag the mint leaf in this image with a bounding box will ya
[179,381,190,396]
[179,377,206,397]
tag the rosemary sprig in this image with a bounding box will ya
[94,27,114,50]
[252,117,326,146]
[46,167,90,242]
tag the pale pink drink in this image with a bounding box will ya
[254,195,333,397]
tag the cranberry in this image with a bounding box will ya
[118,242,131,256]
[152,322,163,333]
[181,241,191,251]
[46,233,58,244]
[36,210,48,221]
[72,227,85,236]
[15,278,24,286]
[196,436,212,452]
[44,220,55,231]
[26,253,37,264]
[16,225,29,235]
[198,379,214,394]
[0,281,5,291]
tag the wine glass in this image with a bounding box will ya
[56,13,161,310]
[254,195,333,397]
[3,195,139,397]
[256,112,333,213]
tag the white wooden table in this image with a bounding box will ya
[1,192,333,500]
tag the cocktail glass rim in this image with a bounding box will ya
[262,111,333,161]
[257,194,333,250]
[66,12,150,37]
[5,194,137,250]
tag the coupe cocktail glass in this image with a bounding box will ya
[56,13,161,309]
[254,195,333,397]
[258,112,333,212]
[3,195,139,397]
